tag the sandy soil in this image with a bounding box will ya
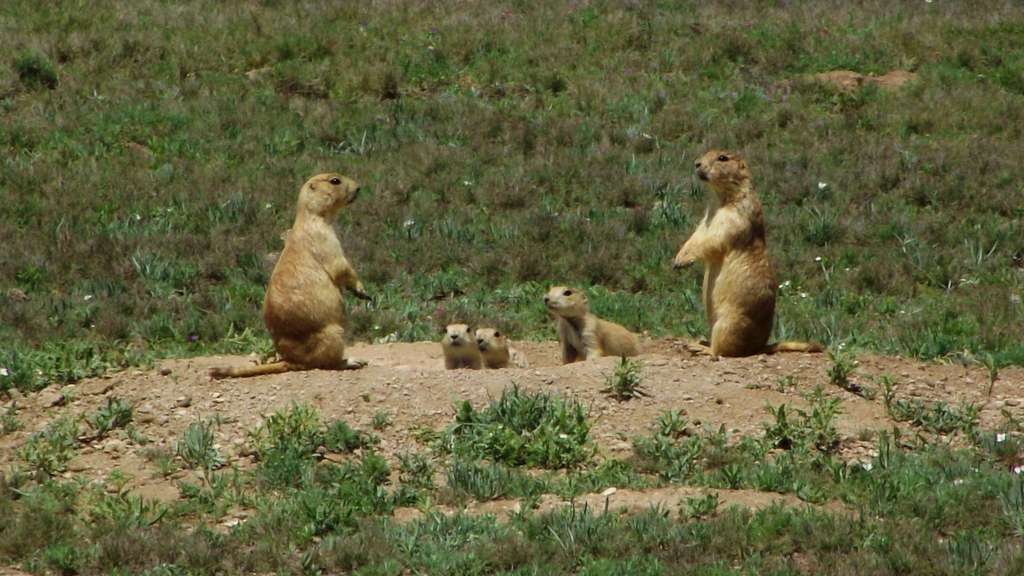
[3,337,1022,526]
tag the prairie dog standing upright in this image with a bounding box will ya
[672,150,823,357]
[475,328,529,369]
[543,286,641,364]
[210,173,370,379]
[442,323,483,370]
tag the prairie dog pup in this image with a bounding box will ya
[543,286,641,364]
[475,328,529,369]
[672,150,823,357]
[442,324,483,370]
[210,173,370,379]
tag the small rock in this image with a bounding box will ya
[1006,399,1021,407]
[137,413,156,424]
[601,487,618,496]
[104,439,127,455]
[156,415,170,425]
[650,359,669,367]
[175,396,192,408]
[39,389,65,408]
[965,378,974,385]
[80,379,115,395]
[714,397,724,405]
[159,367,172,376]
[6,288,29,302]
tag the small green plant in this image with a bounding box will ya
[1000,475,1024,537]
[600,356,650,400]
[979,352,1007,397]
[0,402,22,436]
[371,410,392,431]
[140,446,179,477]
[17,415,81,477]
[15,50,59,90]
[397,452,436,490]
[86,396,134,439]
[827,348,865,395]
[174,418,224,470]
[683,492,719,520]
[887,398,979,436]
[763,387,841,452]
[446,385,595,469]
[775,374,798,393]
[653,409,690,439]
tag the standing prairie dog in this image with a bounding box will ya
[543,286,641,364]
[442,324,483,370]
[475,328,529,369]
[210,173,370,379]
[672,150,823,357]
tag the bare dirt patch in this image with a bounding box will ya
[813,69,917,92]
[3,338,1022,518]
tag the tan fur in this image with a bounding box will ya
[543,286,641,364]
[442,324,483,370]
[210,173,370,379]
[672,150,824,358]
[475,328,529,369]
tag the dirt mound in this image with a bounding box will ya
[3,339,1022,517]
[813,69,916,92]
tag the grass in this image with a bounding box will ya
[1,1,1024,393]
[601,355,650,400]
[1,387,1023,574]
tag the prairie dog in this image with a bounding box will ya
[475,328,529,369]
[442,324,483,370]
[210,173,370,378]
[672,150,823,357]
[543,286,641,364]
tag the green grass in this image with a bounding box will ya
[1,387,1024,574]
[1,1,1024,391]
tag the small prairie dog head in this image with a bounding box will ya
[442,323,475,348]
[297,173,360,219]
[475,328,508,353]
[694,150,752,203]
[543,286,590,319]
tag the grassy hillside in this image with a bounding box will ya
[3,0,1024,389]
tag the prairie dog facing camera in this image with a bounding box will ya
[475,328,529,369]
[672,149,823,358]
[210,173,369,379]
[442,323,483,370]
[543,286,641,364]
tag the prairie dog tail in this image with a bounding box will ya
[209,361,298,379]
[762,341,825,354]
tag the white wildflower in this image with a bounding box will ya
[84,294,93,301]
[1014,465,1024,475]
[559,434,568,439]
[997,433,1007,443]
[953,479,964,486]
[814,256,822,262]
[818,182,828,190]
[0,367,8,377]
[862,462,873,471]
[403,219,415,228]
[264,203,273,210]
[800,292,808,298]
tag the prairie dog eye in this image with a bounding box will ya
[494,331,501,338]
[329,177,342,185]
[563,290,572,296]
[717,154,728,162]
